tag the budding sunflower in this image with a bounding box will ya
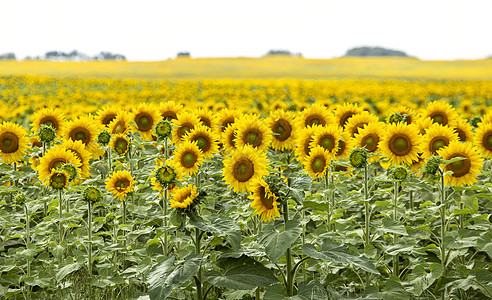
[349,147,368,169]
[38,124,56,143]
[82,186,103,204]
[49,169,69,190]
[14,192,27,206]
[388,166,408,181]
[155,164,178,187]
[97,130,111,146]
[423,156,443,179]
[387,112,406,125]
[155,119,173,140]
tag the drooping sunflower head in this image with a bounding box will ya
[63,115,101,154]
[294,125,319,161]
[303,145,332,179]
[106,170,136,201]
[172,111,200,145]
[159,101,184,122]
[334,103,363,129]
[345,111,379,138]
[421,155,443,179]
[30,107,66,135]
[131,102,161,141]
[172,140,204,176]
[349,146,368,169]
[438,141,483,186]
[268,110,297,151]
[82,185,103,205]
[422,100,459,128]
[421,123,459,159]
[474,121,492,159]
[296,103,333,129]
[95,104,120,128]
[37,145,82,183]
[249,179,280,222]
[184,124,219,159]
[151,159,182,193]
[110,134,130,156]
[380,122,423,166]
[309,125,342,155]
[0,121,29,164]
[60,162,78,182]
[388,165,409,181]
[222,145,269,193]
[235,114,272,152]
[170,184,198,209]
[49,169,69,190]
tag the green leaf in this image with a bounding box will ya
[381,276,410,300]
[303,200,329,212]
[189,215,241,250]
[147,254,202,300]
[259,220,303,263]
[55,260,83,282]
[407,264,443,296]
[376,218,408,236]
[301,239,379,274]
[206,261,278,290]
[298,280,328,300]
[264,284,308,300]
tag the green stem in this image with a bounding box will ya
[440,169,447,300]
[195,227,202,300]
[59,190,63,243]
[163,189,169,255]
[364,164,370,246]
[88,201,92,277]
[283,201,293,296]
[409,191,414,210]
[393,181,399,278]
[108,146,112,172]
[123,199,127,249]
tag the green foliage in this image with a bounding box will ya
[345,46,409,57]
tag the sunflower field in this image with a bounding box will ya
[1,73,492,300]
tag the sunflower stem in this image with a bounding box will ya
[282,201,294,296]
[88,201,93,278]
[393,181,399,278]
[195,227,202,300]
[123,199,127,249]
[108,146,112,172]
[439,168,447,300]
[409,191,414,210]
[25,203,31,300]
[58,189,63,243]
[363,164,371,289]
[163,189,169,255]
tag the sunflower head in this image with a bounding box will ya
[303,146,331,179]
[106,170,136,201]
[349,147,368,169]
[438,141,484,186]
[60,162,78,181]
[388,166,408,181]
[110,134,130,156]
[97,130,111,146]
[0,121,29,164]
[170,184,198,210]
[172,140,204,176]
[49,169,69,190]
[422,156,443,180]
[387,112,406,125]
[13,192,27,206]
[82,186,103,205]
[155,164,178,187]
[155,119,173,140]
[38,124,56,143]
[249,179,281,222]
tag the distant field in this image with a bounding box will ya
[1,57,492,80]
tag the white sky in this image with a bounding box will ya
[2,0,492,61]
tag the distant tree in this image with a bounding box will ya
[0,53,16,60]
[177,52,190,58]
[265,49,293,56]
[345,46,409,57]
[95,51,126,61]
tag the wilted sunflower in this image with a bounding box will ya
[159,101,184,121]
[63,115,101,154]
[454,117,473,142]
[222,145,269,193]
[474,122,492,158]
[30,107,66,135]
[345,111,379,137]
[106,170,136,201]
[170,184,198,209]
[296,103,333,129]
[294,125,319,161]
[268,110,297,151]
[303,146,332,179]
[421,124,459,158]
[221,122,239,154]
[184,125,219,159]
[0,121,29,164]
[172,140,204,176]
[353,122,386,159]
[108,110,134,136]
[380,122,423,166]
[421,100,459,128]
[37,146,82,182]
[48,169,69,190]
[235,115,272,152]
[438,141,483,186]
[110,134,130,156]
[61,139,92,178]
[95,104,120,128]
[131,102,161,141]
[249,179,280,222]
[309,125,342,155]
[172,111,200,145]
[334,103,363,129]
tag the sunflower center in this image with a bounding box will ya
[305,114,324,127]
[430,113,447,126]
[162,111,177,121]
[362,134,379,152]
[116,179,130,190]
[304,137,313,156]
[49,158,67,172]
[135,113,153,132]
[336,140,346,156]
[233,158,254,182]
[430,137,448,154]
[199,117,211,128]
[157,166,174,184]
[177,191,191,203]
[389,135,411,156]
[194,135,210,152]
[273,119,292,141]
[115,139,129,155]
[113,120,126,134]
[483,131,492,151]
[312,156,326,173]
[456,128,466,142]
[244,130,262,148]
[259,186,274,210]
[102,113,117,126]
[319,134,336,151]
[182,151,197,168]
[178,123,193,140]
[221,117,235,132]
[41,116,59,130]
[70,127,91,144]
[339,112,356,128]
[0,132,19,153]
[52,173,67,184]
[447,153,470,178]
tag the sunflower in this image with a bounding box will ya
[151,159,182,194]
[249,179,280,222]
[235,115,272,152]
[294,125,318,161]
[296,103,333,129]
[30,107,66,135]
[454,117,473,143]
[389,105,417,125]
[95,104,121,128]
[422,100,459,128]
[193,107,217,130]
[438,141,483,186]
[222,145,269,193]
[269,100,289,112]
[215,108,242,135]
[37,145,82,182]
[131,102,161,141]
[169,184,198,209]
[221,122,239,154]
[303,146,332,179]
[380,122,423,166]
[172,111,200,145]
[309,125,342,155]
[110,134,130,156]
[268,110,297,151]
[0,121,29,164]
[421,124,459,158]
[414,116,434,136]
[481,111,492,125]
[60,139,92,178]
[353,122,386,160]
[184,125,219,159]
[334,103,363,129]
[159,101,184,121]
[172,140,204,176]
[345,111,380,137]
[48,169,69,190]
[474,122,492,158]
[108,110,134,136]
[63,115,101,154]
[334,130,352,160]
[106,170,136,201]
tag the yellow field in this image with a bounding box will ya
[1,57,492,80]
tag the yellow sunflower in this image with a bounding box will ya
[184,125,219,159]
[159,101,184,121]
[37,145,82,182]
[222,145,269,193]
[422,100,459,128]
[131,102,161,141]
[380,122,423,166]
[48,169,69,190]
[221,122,239,154]
[172,140,204,176]
[172,111,200,145]
[421,124,459,158]
[303,146,332,179]
[334,129,352,160]
[110,134,130,156]
[151,159,182,194]
[389,105,418,125]
[235,115,272,152]
[30,107,66,135]
[0,121,29,164]
[170,184,198,209]
[334,103,363,129]
[474,122,492,158]
[353,122,386,160]
[63,115,101,154]
[106,170,136,201]
[60,139,92,178]
[296,103,333,129]
[95,104,121,128]
[309,125,342,155]
[294,125,318,161]
[249,179,280,222]
[215,108,242,135]
[108,110,134,136]
[481,110,492,125]
[344,111,380,137]
[268,110,297,151]
[438,141,483,186]
[269,100,290,112]
[414,116,434,136]
[454,117,473,143]
[193,107,217,130]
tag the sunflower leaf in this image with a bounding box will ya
[259,220,302,263]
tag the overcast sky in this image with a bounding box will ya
[2,0,492,61]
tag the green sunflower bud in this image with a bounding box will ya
[349,147,368,169]
[389,166,408,181]
[82,186,103,205]
[387,112,406,125]
[155,119,173,140]
[38,124,56,143]
[97,130,111,146]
